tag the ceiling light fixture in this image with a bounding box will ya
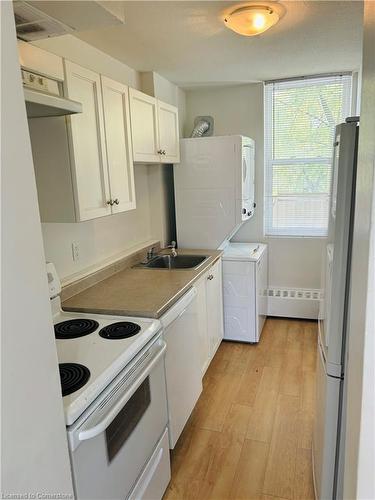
[224,4,282,36]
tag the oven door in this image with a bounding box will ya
[67,335,168,500]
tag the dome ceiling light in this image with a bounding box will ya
[224,3,284,36]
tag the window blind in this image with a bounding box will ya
[264,74,352,237]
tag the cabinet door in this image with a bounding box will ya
[64,61,111,221]
[195,274,211,375]
[101,76,136,213]
[129,88,160,163]
[157,100,180,164]
[206,259,224,358]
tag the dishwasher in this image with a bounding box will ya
[160,287,202,449]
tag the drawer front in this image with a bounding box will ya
[128,428,171,500]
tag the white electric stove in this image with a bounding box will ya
[53,297,162,425]
[47,263,171,500]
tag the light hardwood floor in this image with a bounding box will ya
[164,318,317,500]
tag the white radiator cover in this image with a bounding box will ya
[267,287,322,320]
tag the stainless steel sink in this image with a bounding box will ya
[138,254,209,270]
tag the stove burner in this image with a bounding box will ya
[54,318,99,339]
[99,322,141,340]
[59,363,90,397]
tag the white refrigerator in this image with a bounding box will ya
[313,118,359,500]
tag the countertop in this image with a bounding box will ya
[62,249,223,319]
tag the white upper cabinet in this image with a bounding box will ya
[30,60,137,223]
[101,76,136,213]
[64,61,112,221]
[157,100,180,163]
[129,88,160,163]
[129,88,180,164]
[206,259,224,357]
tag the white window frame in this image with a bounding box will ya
[264,74,352,238]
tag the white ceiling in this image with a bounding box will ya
[32,1,364,88]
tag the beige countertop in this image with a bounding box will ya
[62,249,223,319]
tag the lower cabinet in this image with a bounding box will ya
[194,277,210,375]
[196,258,224,375]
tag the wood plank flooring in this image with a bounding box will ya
[164,318,317,500]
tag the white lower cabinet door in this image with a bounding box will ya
[206,259,224,357]
[101,76,136,213]
[64,60,111,221]
[129,88,160,163]
[195,274,211,375]
[157,100,180,164]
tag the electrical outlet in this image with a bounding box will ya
[72,241,80,262]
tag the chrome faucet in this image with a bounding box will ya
[166,240,178,257]
[146,246,156,261]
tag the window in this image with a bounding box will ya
[264,74,352,237]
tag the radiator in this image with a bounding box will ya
[267,287,322,320]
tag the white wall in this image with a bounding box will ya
[30,35,185,282]
[41,165,153,281]
[1,2,73,495]
[185,84,325,289]
[140,71,180,107]
[343,2,375,497]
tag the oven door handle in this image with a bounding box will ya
[77,342,166,442]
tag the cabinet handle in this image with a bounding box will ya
[157,149,163,155]
[162,150,166,155]
[207,274,214,280]
[113,198,120,205]
[107,200,114,206]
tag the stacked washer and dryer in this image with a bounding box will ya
[174,135,268,343]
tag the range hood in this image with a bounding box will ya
[24,87,82,118]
